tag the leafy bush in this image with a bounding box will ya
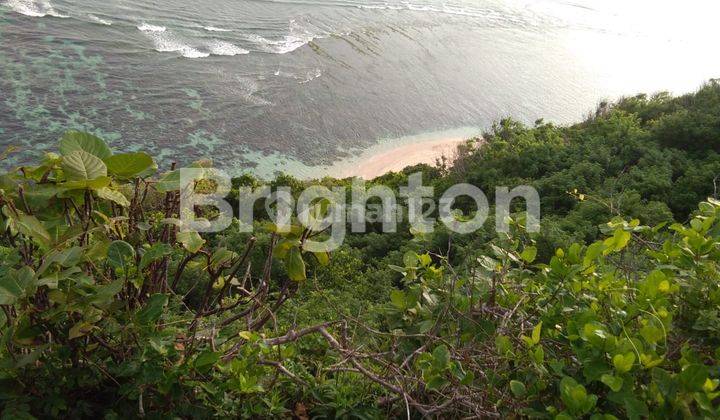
[3,81,720,418]
[0,132,335,417]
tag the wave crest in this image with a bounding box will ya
[137,23,167,32]
[138,25,209,58]
[208,40,249,56]
[204,26,232,32]
[88,14,112,25]
[4,0,68,18]
[138,24,251,59]
[245,33,314,54]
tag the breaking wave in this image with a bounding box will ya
[138,23,209,58]
[88,14,112,25]
[204,26,232,32]
[245,33,315,54]
[138,23,250,58]
[207,40,249,56]
[3,0,68,18]
[137,22,166,32]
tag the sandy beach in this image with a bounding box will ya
[338,137,470,179]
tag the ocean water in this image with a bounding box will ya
[1,0,719,178]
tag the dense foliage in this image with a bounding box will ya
[3,81,720,418]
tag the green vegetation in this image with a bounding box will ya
[3,81,720,418]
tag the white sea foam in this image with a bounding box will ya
[88,14,112,25]
[274,35,312,54]
[137,22,167,32]
[153,37,209,58]
[245,33,314,54]
[4,0,68,18]
[204,26,232,32]
[207,40,249,56]
[138,23,251,59]
[138,24,210,58]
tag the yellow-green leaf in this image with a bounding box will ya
[62,150,108,181]
[286,247,306,281]
[177,231,205,253]
[96,187,130,207]
[520,246,537,264]
[531,321,542,345]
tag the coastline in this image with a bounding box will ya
[234,127,480,180]
[323,127,479,180]
[338,137,469,179]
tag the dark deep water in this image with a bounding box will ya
[1,0,719,177]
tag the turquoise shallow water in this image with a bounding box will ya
[1,0,719,178]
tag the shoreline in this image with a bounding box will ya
[229,127,480,180]
[337,137,470,179]
[321,127,479,180]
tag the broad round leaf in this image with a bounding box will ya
[104,152,155,179]
[59,131,112,159]
[510,380,527,397]
[62,150,108,181]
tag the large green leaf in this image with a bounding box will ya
[520,246,537,264]
[679,364,709,392]
[59,131,112,159]
[140,243,174,270]
[623,396,649,420]
[62,150,108,181]
[194,351,220,371]
[37,246,83,276]
[61,177,111,191]
[23,185,62,208]
[0,273,24,305]
[107,240,136,271]
[509,380,527,397]
[613,352,636,374]
[0,267,36,305]
[104,152,155,179]
[177,231,205,253]
[96,187,130,207]
[432,344,450,370]
[137,294,168,325]
[15,214,51,248]
[155,170,181,192]
[600,374,624,392]
[13,317,43,347]
[90,279,125,305]
[313,251,330,266]
[390,290,406,309]
[286,247,306,282]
